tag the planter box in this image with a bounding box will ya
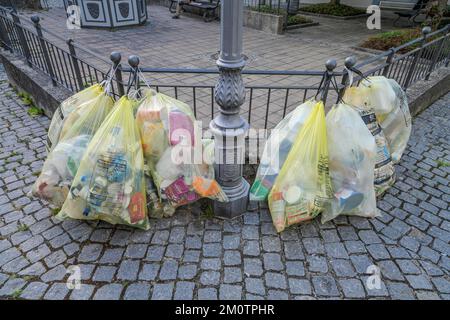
[244,10,285,35]
[149,2,286,35]
[298,10,370,20]
[285,21,320,30]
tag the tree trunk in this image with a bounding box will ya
[426,0,447,29]
[23,0,42,9]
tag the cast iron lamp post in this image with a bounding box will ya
[210,0,249,218]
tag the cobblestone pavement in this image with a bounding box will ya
[0,62,449,300]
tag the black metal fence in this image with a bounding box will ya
[244,0,291,15]
[0,5,449,130]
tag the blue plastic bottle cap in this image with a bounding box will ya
[337,189,364,211]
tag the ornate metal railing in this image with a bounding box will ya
[0,5,449,129]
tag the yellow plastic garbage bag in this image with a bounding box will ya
[46,84,103,152]
[268,101,333,233]
[136,92,227,214]
[360,77,411,163]
[58,96,149,230]
[322,103,379,223]
[250,100,316,201]
[358,76,396,114]
[30,91,114,207]
[344,86,395,196]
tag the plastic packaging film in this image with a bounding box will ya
[58,96,149,230]
[30,91,114,207]
[268,101,333,233]
[343,86,396,197]
[250,100,316,202]
[136,92,227,214]
[361,77,412,163]
[322,103,379,223]
[46,84,104,152]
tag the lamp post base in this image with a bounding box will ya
[213,178,249,219]
[209,118,249,219]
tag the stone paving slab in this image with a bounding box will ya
[0,62,449,300]
[15,4,395,130]
[20,5,379,71]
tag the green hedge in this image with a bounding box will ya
[249,5,286,15]
[287,15,313,26]
[299,3,365,17]
[361,29,422,52]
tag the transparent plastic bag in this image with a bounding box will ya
[344,86,395,196]
[46,84,103,152]
[250,100,316,201]
[30,92,114,207]
[361,77,411,163]
[359,76,396,114]
[58,96,149,230]
[145,170,164,219]
[322,103,379,223]
[136,92,227,211]
[268,101,333,233]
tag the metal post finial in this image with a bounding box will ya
[344,56,357,70]
[422,26,431,36]
[338,56,357,100]
[66,38,83,89]
[325,59,337,72]
[321,59,337,103]
[128,55,140,68]
[31,14,55,85]
[110,51,122,64]
[10,9,32,67]
[127,55,141,95]
[30,15,40,25]
[109,52,124,96]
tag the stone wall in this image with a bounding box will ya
[243,10,284,35]
[0,49,71,117]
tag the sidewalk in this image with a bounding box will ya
[12,4,406,130]
[0,62,449,300]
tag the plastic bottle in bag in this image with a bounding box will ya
[250,100,316,201]
[360,77,411,163]
[322,103,379,223]
[344,87,395,196]
[359,76,396,114]
[58,96,149,230]
[136,92,227,212]
[46,84,103,152]
[30,92,114,207]
[268,101,333,233]
[145,172,164,218]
